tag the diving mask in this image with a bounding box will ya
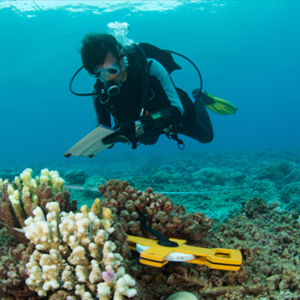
[89,63,120,83]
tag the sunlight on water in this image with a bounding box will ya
[0,0,185,13]
[0,0,226,15]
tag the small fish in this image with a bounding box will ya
[8,248,17,263]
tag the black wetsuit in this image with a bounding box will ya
[92,53,213,146]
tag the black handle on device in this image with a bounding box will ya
[139,214,178,247]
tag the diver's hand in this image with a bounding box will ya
[102,121,139,149]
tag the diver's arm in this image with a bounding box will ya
[140,59,183,131]
[148,58,183,112]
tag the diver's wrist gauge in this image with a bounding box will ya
[134,121,144,135]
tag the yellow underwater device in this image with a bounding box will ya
[127,236,242,271]
[128,211,242,271]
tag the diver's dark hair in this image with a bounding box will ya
[80,33,120,74]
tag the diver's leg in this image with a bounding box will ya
[178,119,214,143]
[188,98,214,143]
[177,91,214,143]
[195,99,214,136]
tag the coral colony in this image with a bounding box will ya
[0,167,300,299]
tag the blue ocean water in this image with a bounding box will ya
[0,0,299,166]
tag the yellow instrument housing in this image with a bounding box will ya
[127,235,242,271]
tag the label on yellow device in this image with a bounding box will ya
[136,243,196,262]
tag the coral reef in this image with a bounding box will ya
[165,291,197,300]
[0,168,77,242]
[150,166,229,186]
[98,180,300,299]
[255,159,298,183]
[64,168,89,185]
[2,149,299,220]
[191,167,228,186]
[23,199,136,299]
[0,158,300,299]
[82,176,107,199]
[151,170,171,183]
[280,180,300,213]
[241,197,268,218]
[200,198,300,299]
[126,198,300,299]
[0,227,37,299]
[0,167,20,182]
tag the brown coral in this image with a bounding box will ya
[0,228,37,299]
[99,179,212,244]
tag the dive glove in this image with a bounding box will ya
[102,111,170,149]
[102,120,140,149]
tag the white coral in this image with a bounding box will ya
[23,200,137,299]
[114,274,137,299]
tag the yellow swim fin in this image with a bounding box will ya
[192,89,237,115]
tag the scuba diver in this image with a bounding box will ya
[69,22,237,150]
